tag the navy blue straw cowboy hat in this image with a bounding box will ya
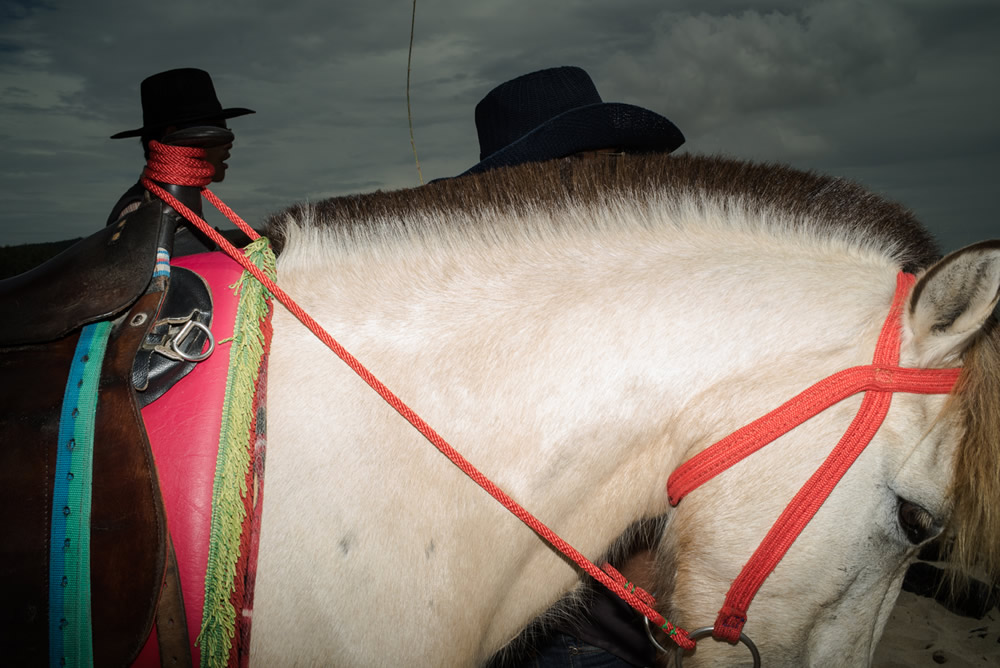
[462,66,684,175]
[110,68,254,139]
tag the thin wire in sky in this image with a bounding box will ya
[406,0,423,185]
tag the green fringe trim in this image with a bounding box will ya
[197,237,276,667]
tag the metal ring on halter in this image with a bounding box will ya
[671,625,760,668]
[169,319,215,362]
[644,619,761,668]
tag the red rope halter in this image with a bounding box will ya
[141,141,961,654]
[667,272,961,643]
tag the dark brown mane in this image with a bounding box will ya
[266,153,941,272]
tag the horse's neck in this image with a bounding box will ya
[475,256,893,525]
[278,229,896,531]
[267,231,897,659]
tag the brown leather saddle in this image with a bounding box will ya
[0,127,228,665]
[0,203,170,665]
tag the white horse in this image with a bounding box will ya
[249,154,1000,666]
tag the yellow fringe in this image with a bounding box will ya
[197,237,276,667]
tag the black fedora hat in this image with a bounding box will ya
[462,66,684,175]
[110,68,255,139]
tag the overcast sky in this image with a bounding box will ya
[1,0,997,251]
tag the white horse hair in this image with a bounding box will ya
[250,154,1000,666]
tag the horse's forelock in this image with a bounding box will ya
[946,317,1000,584]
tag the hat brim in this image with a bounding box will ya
[110,107,256,139]
[460,102,684,176]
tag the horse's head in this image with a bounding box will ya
[656,241,1000,666]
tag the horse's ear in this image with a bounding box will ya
[907,240,1000,366]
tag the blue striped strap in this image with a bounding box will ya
[49,321,111,668]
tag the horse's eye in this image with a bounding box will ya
[897,499,941,545]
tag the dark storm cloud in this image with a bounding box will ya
[0,0,996,249]
[586,1,999,249]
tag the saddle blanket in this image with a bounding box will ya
[132,250,270,668]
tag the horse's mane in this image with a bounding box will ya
[265,153,941,273]
[948,318,1000,586]
[265,152,999,585]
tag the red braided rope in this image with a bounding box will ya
[667,365,961,505]
[602,564,657,607]
[140,141,695,649]
[144,142,216,187]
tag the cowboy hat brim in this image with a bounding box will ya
[460,102,684,176]
[110,107,256,139]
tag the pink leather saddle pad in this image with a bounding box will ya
[133,251,261,667]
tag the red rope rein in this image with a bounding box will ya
[141,142,695,648]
